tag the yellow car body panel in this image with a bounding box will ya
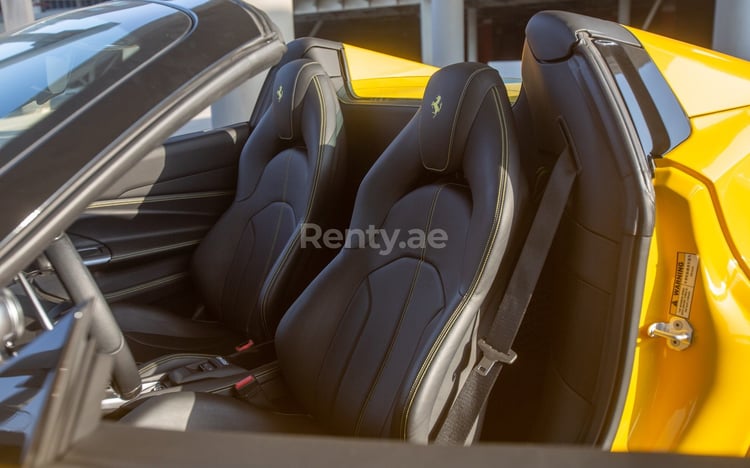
[343,44,438,99]
[612,135,750,456]
[612,29,750,456]
[628,27,750,118]
[343,29,750,457]
[342,44,521,102]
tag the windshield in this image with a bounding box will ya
[0,1,191,150]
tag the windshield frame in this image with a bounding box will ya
[0,1,194,153]
[0,0,285,287]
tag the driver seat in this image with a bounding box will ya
[121,63,526,442]
[112,58,346,362]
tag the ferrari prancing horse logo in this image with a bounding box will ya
[276,85,284,102]
[431,95,442,118]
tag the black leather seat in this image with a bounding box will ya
[122,63,526,442]
[114,59,346,362]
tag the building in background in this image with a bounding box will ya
[293,0,718,63]
[1,0,746,130]
[0,0,108,33]
[0,0,735,62]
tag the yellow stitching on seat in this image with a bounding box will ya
[258,75,329,336]
[419,68,487,173]
[244,154,293,335]
[279,62,319,141]
[353,183,448,436]
[400,86,510,438]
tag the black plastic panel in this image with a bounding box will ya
[0,305,111,466]
[526,10,640,62]
[485,11,655,446]
[594,40,691,158]
[57,422,750,468]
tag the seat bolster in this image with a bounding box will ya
[112,304,242,362]
[121,392,323,435]
[258,143,345,338]
[273,59,327,141]
[137,353,216,378]
[113,304,221,336]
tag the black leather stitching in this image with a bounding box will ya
[400,85,512,439]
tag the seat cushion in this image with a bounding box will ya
[113,304,243,363]
[121,392,323,435]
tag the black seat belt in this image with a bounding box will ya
[435,145,579,445]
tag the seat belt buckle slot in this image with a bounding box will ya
[475,338,517,376]
[233,374,258,398]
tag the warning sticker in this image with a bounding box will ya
[669,252,699,318]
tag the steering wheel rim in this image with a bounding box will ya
[45,234,141,399]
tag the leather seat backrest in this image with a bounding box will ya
[276,63,524,441]
[192,59,345,340]
[250,38,346,128]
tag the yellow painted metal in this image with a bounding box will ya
[343,44,438,99]
[612,108,750,456]
[342,44,520,102]
[627,27,750,118]
[669,108,750,279]
[341,33,750,457]
[505,83,521,103]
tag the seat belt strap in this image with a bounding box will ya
[435,146,579,445]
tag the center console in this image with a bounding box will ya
[103,340,278,413]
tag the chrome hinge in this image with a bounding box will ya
[647,317,693,351]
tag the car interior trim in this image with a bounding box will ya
[103,272,190,303]
[108,240,202,264]
[87,191,235,209]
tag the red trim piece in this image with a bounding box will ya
[234,374,256,390]
[235,339,255,352]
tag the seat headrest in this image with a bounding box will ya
[272,58,328,141]
[419,63,505,174]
